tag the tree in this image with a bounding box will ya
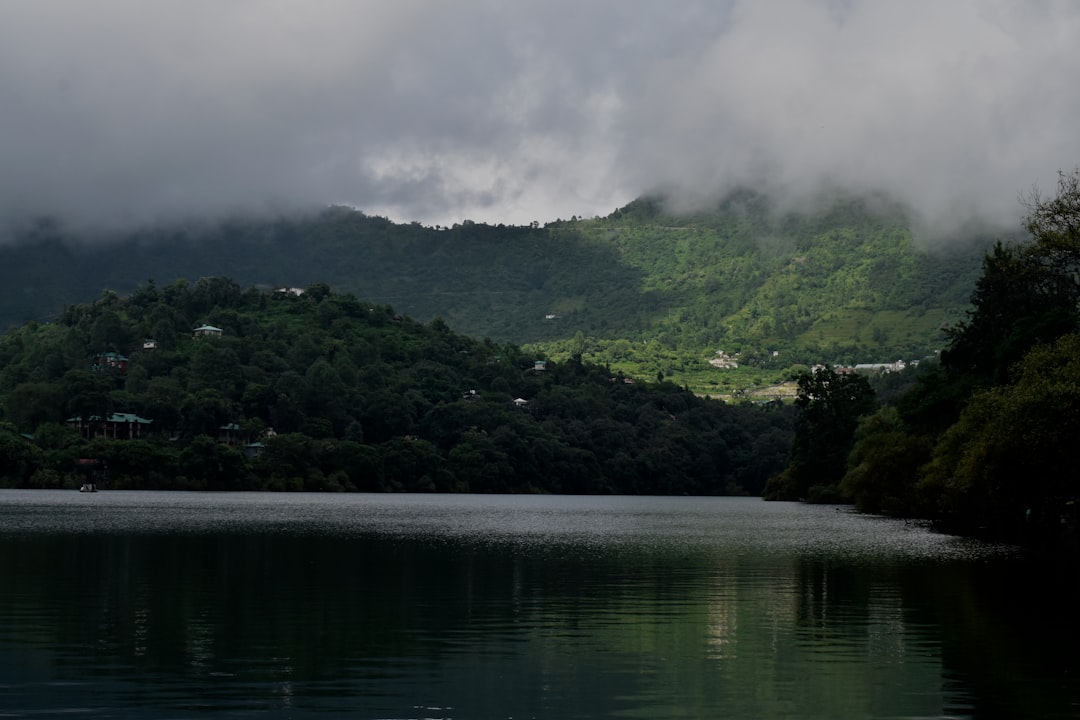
[5,382,64,431]
[1022,168,1080,262]
[89,310,127,352]
[0,423,41,485]
[840,407,932,516]
[764,366,875,501]
[256,433,313,489]
[189,276,243,316]
[447,431,512,492]
[140,376,184,435]
[189,344,242,395]
[378,437,452,492]
[303,359,347,423]
[941,242,1078,385]
[944,170,1080,386]
[180,389,234,438]
[305,282,331,303]
[920,333,1080,540]
[180,435,248,491]
[62,369,112,421]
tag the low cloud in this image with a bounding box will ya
[1,1,1078,238]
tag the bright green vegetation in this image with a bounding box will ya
[538,192,992,386]
[769,170,1080,547]
[0,190,992,393]
[0,279,792,494]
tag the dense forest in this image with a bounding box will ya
[766,170,1080,547]
[0,190,993,392]
[0,279,792,494]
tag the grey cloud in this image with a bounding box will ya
[1,1,1078,238]
[623,1,1080,237]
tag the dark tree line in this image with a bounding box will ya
[0,278,793,494]
[768,169,1080,546]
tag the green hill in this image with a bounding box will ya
[0,280,792,494]
[0,190,997,388]
[547,191,995,391]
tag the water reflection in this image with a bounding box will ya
[0,491,1075,718]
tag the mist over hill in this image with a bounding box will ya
[2,190,998,373]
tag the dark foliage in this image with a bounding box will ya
[838,169,1080,547]
[763,366,875,502]
[0,280,793,494]
[941,242,1079,385]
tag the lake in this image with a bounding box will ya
[0,491,1077,719]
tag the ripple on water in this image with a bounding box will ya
[0,490,1012,566]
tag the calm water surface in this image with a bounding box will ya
[0,491,1077,719]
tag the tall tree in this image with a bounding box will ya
[764,366,875,501]
[1022,168,1080,262]
[941,241,1078,385]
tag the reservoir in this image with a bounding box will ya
[1,491,1076,718]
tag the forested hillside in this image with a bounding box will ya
[765,170,1080,547]
[0,190,995,385]
[0,279,792,494]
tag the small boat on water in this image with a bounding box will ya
[75,458,105,492]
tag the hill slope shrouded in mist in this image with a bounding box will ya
[2,191,995,370]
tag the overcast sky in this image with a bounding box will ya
[2,0,1079,237]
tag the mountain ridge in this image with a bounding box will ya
[1,190,999,381]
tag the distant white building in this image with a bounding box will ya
[853,360,906,374]
[709,350,740,369]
